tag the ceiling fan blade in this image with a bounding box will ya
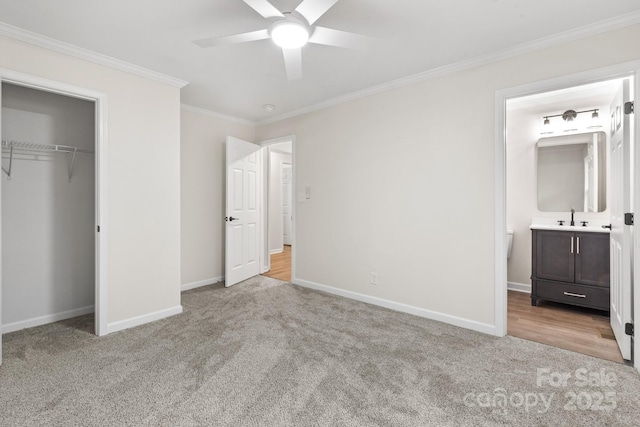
[242,0,284,19]
[282,48,303,80]
[295,0,338,25]
[194,29,270,48]
[308,26,371,49]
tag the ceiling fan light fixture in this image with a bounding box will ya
[271,21,309,49]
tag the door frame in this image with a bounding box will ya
[282,161,293,246]
[0,68,109,341]
[495,60,640,369]
[259,135,296,281]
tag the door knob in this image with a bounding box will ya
[226,216,239,222]
[602,224,612,229]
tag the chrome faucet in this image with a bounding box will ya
[570,207,575,226]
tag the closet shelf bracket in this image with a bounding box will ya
[2,142,14,180]
[68,147,78,182]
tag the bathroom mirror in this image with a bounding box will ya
[537,131,606,212]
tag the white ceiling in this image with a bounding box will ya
[1,0,640,123]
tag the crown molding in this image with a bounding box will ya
[256,11,640,126]
[180,104,255,127]
[0,22,188,88]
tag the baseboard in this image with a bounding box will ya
[508,282,531,293]
[106,305,183,335]
[181,276,224,292]
[2,305,95,334]
[293,278,498,336]
[270,248,283,255]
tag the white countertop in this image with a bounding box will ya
[529,223,610,233]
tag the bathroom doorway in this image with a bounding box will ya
[499,68,638,365]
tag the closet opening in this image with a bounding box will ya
[1,81,99,340]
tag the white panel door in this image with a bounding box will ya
[609,80,633,360]
[282,163,292,245]
[225,136,261,287]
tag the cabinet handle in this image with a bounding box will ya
[576,236,580,254]
[563,291,586,298]
[570,236,574,254]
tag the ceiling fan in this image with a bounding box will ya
[194,0,369,80]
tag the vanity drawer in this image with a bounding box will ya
[535,280,609,311]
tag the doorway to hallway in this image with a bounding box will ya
[261,137,295,283]
[263,245,291,282]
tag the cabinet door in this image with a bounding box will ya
[536,230,575,282]
[575,232,610,287]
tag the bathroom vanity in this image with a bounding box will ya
[530,225,610,311]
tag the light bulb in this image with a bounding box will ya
[588,109,602,129]
[271,21,309,49]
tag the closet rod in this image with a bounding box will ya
[1,139,94,182]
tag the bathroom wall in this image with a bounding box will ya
[506,105,612,288]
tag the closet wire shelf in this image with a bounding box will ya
[1,139,94,182]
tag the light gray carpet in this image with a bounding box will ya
[1,276,639,426]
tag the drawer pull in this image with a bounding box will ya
[563,291,586,298]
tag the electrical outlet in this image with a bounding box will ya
[370,272,378,285]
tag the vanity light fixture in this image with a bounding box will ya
[541,108,599,124]
[540,108,601,134]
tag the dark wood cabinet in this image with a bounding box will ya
[535,230,575,283]
[574,232,611,287]
[531,229,610,310]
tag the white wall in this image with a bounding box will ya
[180,108,254,287]
[255,24,640,331]
[0,35,182,327]
[506,109,611,287]
[2,83,94,326]
[269,149,292,254]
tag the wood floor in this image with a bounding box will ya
[262,251,622,363]
[262,245,291,282]
[508,290,623,363]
